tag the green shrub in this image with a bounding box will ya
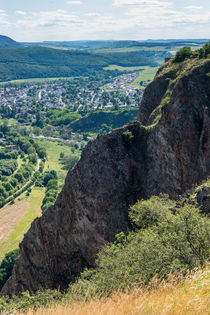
[173,47,192,63]
[122,130,134,144]
[129,195,175,229]
[41,171,58,212]
[0,289,63,313]
[68,198,210,299]
[0,249,19,291]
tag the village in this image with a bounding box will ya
[0,72,144,121]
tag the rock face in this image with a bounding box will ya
[2,59,210,295]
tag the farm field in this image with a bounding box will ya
[95,46,169,53]
[0,188,44,261]
[104,65,147,71]
[104,65,159,89]
[0,77,74,86]
[36,139,78,187]
[0,139,76,260]
[131,66,159,89]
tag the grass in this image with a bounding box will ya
[131,66,159,89]
[0,139,78,260]
[0,77,74,86]
[0,118,18,126]
[104,65,147,71]
[15,267,210,315]
[35,140,77,187]
[104,65,159,89]
[0,187,44,261]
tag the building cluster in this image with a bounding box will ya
[0,72,145,117]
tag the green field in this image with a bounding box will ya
[104,65,159,89]
[94,47,169,54]
[0,118,18,126]
[35,139,79,187]
[131,66,159,89]
[0,187,44,260]
[104,65,147,71]
[0,139,80,260]
[0,77,75,86]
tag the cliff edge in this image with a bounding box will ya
[2,58,210,295]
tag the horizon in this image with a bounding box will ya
[1,35,210,44]
[0,0,210,42]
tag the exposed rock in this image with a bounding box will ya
[2,58,210,295]
[189,185,210,214]
[196,186,210,214]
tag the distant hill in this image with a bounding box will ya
[22,39,209,50]
[22,40,114,49]
[0,46,161,82]
[0,35,21,48]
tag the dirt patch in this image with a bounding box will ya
[0,201,29,241]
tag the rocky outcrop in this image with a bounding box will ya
[2,59,210,295]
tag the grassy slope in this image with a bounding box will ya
[17,267,210,315]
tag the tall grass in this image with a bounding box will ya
[15,267,210,315]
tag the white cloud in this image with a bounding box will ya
[16,10,83,29]
[1,1,210,42]
[113,0,172,7]
[0,10,11,29]
[15,10,27,15]
[85,12,101,17]
[66,1,83,4]
[185,5,203,10]
[112,0,210,30]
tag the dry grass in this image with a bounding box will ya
[18,268,210,315]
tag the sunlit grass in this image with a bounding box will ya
[16,267,210,315]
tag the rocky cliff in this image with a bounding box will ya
[2,58,210,295]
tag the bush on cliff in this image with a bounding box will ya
[173,47,192,63]
[67,196,210,299]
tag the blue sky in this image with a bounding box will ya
[0,0,210,41]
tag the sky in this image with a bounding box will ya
[0,0,210,42]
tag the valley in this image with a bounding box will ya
[0,37,209,314]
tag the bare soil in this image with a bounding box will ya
[0,201,29,241]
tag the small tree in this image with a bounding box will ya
[173,47,192,63]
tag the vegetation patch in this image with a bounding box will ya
[67,195,209,299]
